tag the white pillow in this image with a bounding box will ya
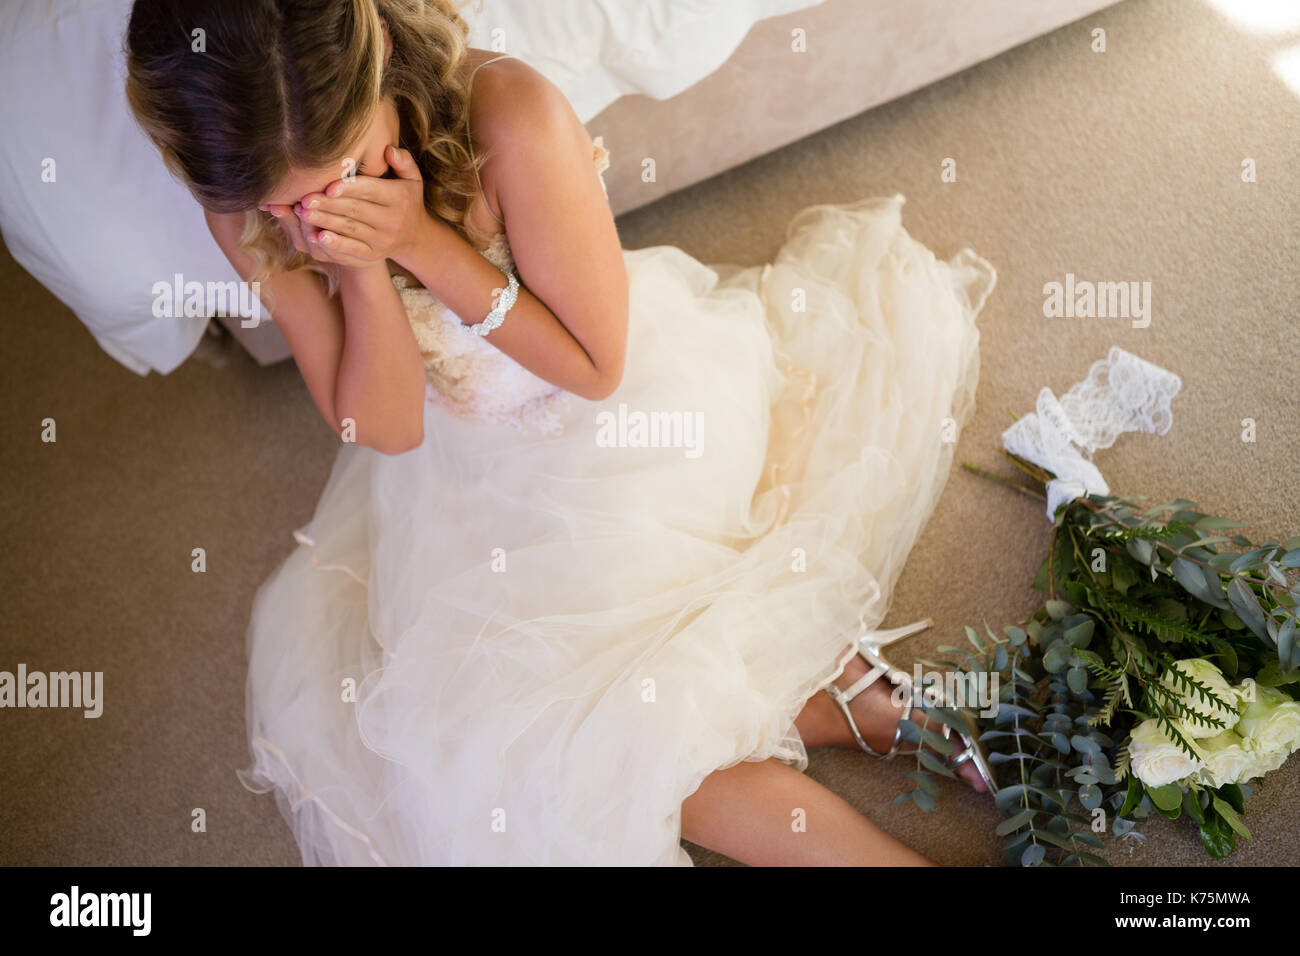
[0,0,824,375]
[0,0,225,374]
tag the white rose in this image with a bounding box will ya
[1241,746,1290,781]
[1188,731,1253,788]
[1237,685,1300,755]
[1162,658,1239,739]
[1129,718,1203,787]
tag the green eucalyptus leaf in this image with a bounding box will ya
[903,770,939,797]
[1227,577,1270,642]
[1063,618,1096,648]
[1278,618,1296,671]
[994,784,1035,812]
[929,706,978,733]
[1043,642,1074,673]
[1199,563,1230,607]
[1171,557,1229,608]
[995,703,1039,722]
[1002,830,1031,851]
[1194,516,1248,532]
[1031,829,1078,851]
[1020,843,1046,867]
[898,719,955,756]
[1127,538,1155,566]
[1208,552,1239,571]
[1230,547,1276,573]
[1067,666,1089,694]
[1171,556,1209,598]
[1079,784,1103,810]
[989,752,1035,765]
[1147,783,1183,812]
[979,728,1043,743]
[1070,734,1101,755]
[996,808,1039,836]
[916,748,958,779]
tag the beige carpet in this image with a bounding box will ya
[2,0,1296,866]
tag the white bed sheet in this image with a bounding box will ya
[0,0,824,374]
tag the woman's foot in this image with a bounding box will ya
[820,650,991,792]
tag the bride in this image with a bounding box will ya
[127,0,999,865]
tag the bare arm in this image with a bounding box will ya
[205,209,427,454]
[392,63,629,401]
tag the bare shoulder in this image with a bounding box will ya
[205,208,252,273]
[469,54,587,158]
[205,207,240,242]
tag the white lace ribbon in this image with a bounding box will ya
[1001,347,1182,520]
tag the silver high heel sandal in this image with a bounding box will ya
[824,617,999,794]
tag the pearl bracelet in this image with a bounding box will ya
[465,269,519,337]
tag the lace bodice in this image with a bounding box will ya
[397,136,610,434]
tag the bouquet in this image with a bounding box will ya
[895,449,1300,866]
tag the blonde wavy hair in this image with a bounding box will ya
[126,0,495,297]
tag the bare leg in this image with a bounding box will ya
[680,757,935,866]
[679,645,986,865]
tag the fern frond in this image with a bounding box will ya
[1094,591,1215,646]
[1113,745,1131,782]
[1090,672,1130,727]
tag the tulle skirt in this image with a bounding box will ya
[238,194,997,865]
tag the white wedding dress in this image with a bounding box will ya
[239,123,997,864]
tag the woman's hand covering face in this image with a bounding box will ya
[291,145,429,266]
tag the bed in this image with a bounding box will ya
[0,0,1118,371]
